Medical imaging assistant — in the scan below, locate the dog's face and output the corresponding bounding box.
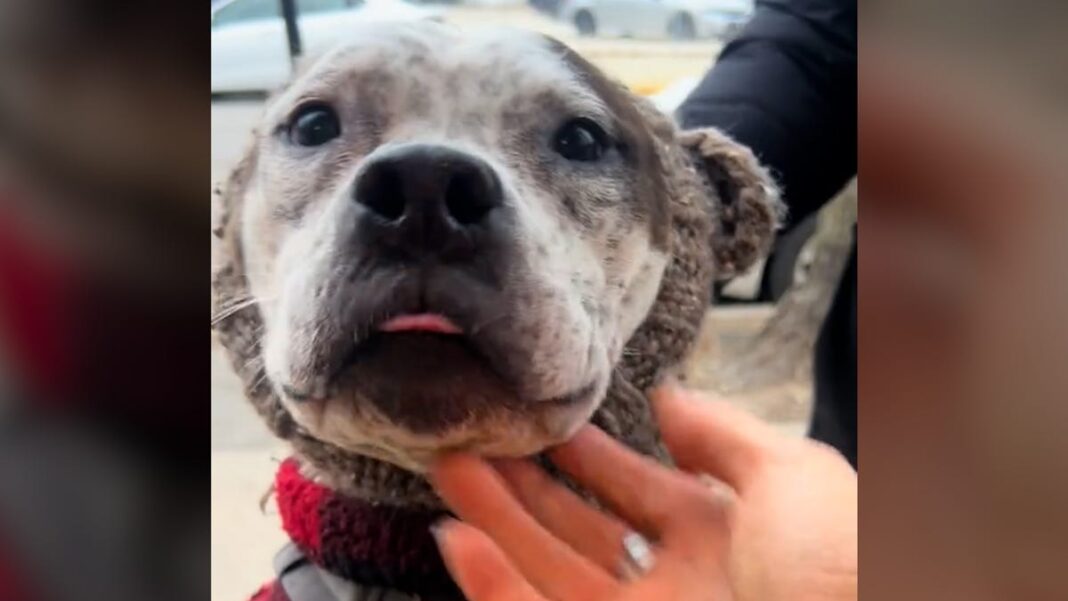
[221,22,780,472]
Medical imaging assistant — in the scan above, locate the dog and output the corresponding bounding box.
[212,20,781,600]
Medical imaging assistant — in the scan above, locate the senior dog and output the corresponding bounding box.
[212,21,781,601]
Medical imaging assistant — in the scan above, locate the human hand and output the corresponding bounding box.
[428,385,857,601]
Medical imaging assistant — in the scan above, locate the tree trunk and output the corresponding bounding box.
[712,180,856,393]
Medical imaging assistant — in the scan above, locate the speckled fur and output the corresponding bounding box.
[211,27,781,507]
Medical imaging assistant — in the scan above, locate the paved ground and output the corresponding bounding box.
[211,12,804,600]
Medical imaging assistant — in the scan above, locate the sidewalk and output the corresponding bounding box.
[212,340,288,601]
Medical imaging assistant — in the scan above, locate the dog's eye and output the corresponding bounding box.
[554,118,608,162]
[289,105,341,146]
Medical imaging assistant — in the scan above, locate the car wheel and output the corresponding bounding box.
[759,212,819,301]
[667,13,696,40]
[574,11,597,36]
[722,21,744,41]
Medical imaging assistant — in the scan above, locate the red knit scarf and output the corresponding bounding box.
[271,458,459,597]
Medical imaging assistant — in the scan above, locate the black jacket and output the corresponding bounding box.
[678,0,857,467]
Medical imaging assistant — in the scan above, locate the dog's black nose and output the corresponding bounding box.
[354,145,503,258]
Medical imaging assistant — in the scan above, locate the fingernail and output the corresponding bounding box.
[429,517,457,543]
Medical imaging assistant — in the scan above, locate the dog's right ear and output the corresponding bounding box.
[678,128,784,281]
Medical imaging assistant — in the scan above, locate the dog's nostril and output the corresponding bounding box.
[354,145,503,256]
[357,164,406,222]
[445,168,496,225]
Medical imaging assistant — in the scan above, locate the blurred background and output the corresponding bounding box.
[209,0,858,598]
[0,1,204,600]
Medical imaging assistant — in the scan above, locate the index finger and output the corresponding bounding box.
[650,385,779,493]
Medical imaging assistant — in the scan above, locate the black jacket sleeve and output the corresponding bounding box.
[677,0,857,227]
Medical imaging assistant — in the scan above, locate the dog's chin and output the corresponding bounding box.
[284,332,602,473]
[341,331,526,431]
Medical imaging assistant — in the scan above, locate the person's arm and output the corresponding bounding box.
[677,0,857,226]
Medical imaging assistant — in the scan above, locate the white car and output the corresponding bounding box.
[562,0,751,40]
[212,0,442,93]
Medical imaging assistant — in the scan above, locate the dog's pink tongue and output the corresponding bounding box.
[378,313,463,334]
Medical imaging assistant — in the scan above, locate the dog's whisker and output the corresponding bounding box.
[250,369,270,392]
[214,293,267,312]
[241,353,266,369]
[216,293,255,306]
[212,295,275,325]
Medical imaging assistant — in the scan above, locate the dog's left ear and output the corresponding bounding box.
[678,128,784,280]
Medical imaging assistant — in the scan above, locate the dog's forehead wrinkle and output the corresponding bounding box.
[263,31,421,121]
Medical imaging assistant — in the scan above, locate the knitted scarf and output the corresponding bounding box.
[271,457,457,598]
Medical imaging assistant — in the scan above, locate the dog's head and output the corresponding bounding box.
[212,22,781,474]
